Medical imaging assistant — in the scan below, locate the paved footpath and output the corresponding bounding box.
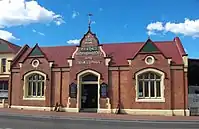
[0,108,199,122]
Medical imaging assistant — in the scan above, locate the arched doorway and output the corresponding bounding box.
[77,70,100,112]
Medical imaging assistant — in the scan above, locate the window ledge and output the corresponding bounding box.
[135,98,165,103]
[23,97,45,101]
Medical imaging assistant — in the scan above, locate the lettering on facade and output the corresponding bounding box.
[76,60,101,65]
[75,35,103,65]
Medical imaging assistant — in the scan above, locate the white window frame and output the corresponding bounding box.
[23,71,46,100]
[135,68,165,102]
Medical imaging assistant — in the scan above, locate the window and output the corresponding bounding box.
[100,83,108,98]
[26,73,45,98]
[82,74,98,82]
[0,81,8,99]
[69,83,77,98]
[136,69,164,102]
[1,58,6,73]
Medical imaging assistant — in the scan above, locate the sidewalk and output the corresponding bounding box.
[0,108,199,122]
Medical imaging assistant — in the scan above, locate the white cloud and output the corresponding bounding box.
[32,29,45,36]
[0,0,65,28]
[146,18,199,38]
[72,11,79,19]
[91,21,96,24]
[67,39,80,44]
[0,30,19,40]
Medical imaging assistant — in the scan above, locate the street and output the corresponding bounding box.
[0,115,199,129]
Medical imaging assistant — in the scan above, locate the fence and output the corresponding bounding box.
[188,94,199,116]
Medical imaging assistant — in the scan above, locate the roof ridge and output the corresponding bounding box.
[0,38,21,53]
[37,40,174,48]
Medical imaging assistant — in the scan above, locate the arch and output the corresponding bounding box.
[134,67,167,79]
[23,70,47,100]
[135,68,165,77]
[77,69,101,111]
[77,69,101,82]
[22,70,48,80]
[135,68,165,102]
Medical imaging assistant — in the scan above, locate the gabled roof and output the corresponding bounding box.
[13,37,186,67]
[0,38,21,54]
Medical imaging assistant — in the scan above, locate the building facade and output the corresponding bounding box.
[9,29,189,116]
[0,39,20,102]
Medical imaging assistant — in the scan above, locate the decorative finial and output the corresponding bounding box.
[88,13,93,30]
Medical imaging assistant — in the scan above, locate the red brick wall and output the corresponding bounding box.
[10,50,187,111]
[11,57,52,107]
[171,69,185,109]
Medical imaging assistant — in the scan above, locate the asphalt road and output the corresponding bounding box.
[0,115,199,129]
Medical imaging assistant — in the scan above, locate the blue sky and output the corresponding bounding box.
[0,0,199,58]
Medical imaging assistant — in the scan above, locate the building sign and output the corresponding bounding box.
[75,32,103,65]
[79,46,98,52]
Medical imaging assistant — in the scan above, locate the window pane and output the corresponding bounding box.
[156,81,161,97]
[1,59,6,65]
[4,82,8,90]
[37,82,41,96]
[0,82,3,90]
[150,81,155,97]
[2,66,6,72]
[138,81,143,97]
[150,73,155,79]
[33,82,36,96]
[156,74,161,79]
[138,75,143,79]
[144,81,149,97]
[42,82,44,96]
[82,74,98,81]
[144,73,149,79]
[28,82,32,96]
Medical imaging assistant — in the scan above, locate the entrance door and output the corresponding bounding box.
[81,84,98,112]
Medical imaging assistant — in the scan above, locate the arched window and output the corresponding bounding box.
[26,73,45,98]
[137,71,164,100]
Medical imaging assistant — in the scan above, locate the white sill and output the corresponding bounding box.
[23,97,45,101]
[135,98,165,103]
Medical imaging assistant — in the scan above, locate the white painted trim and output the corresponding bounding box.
[168,58,172,65]
[136,98,165,102]
[127,60,132,66]
[23,71,47,100]
[49,62,54,67]
[32,59,39,68]
[72,47,79,58]
[105,58,111,66]
[182,55,188,67]
[99,46,106,57]
[62,107,79,112]
[9,106,190,116]
[67,59,73,67]
[145,56,155,65]
[22,97,45,101]
[135,68,165,102]
[77,69,100,111]
[19,63,22,68]
[10,105,52,111]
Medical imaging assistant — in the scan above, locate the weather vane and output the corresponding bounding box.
[88,13,93,29]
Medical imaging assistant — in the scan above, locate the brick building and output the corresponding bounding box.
[0,39,20,102]
[9,28,189,116]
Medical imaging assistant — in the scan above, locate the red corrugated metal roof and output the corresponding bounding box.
[22,41,183,67]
